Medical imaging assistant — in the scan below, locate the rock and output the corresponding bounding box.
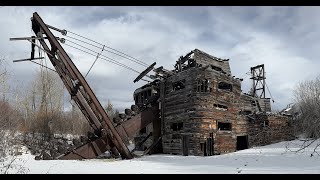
[131,105,139,112]
[125,108,133,116]
[50,149,57,159]
[87,131,95,140]
[80,136,88,143]
[42,151,52,160]
[35,149,41,154]
[113,117,121,124]
[119,113,127,119]
[44,141,49,147]
[35,155,42,160]
[57,145,68,154]
[72,138,81,147]
[30,147,37,155]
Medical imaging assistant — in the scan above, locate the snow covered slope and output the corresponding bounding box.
[3,139,320,174]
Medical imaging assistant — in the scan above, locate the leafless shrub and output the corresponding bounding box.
[0,102,28,174]
[285,75,320,155]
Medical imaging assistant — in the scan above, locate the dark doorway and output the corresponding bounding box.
[200,142,207,156]
[206,137,213,156]
[237,135,248,150]
[182,135,189,156]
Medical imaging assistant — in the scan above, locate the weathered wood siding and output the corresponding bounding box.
[162,63,243,155]
[193,49,231,75]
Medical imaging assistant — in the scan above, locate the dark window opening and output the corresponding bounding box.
[172,80,186,91]
[286,121,291,127]
[172,134,181,139]
[251,100,257,106]
[197,79,212,92]
[188,59,197,68]
[140,93,144,104]
[134,95,138,104]
[214,104,228,111]
[211,65,223,72]
[218,122,232,131]
[185,108,196,112]
[139,127,147,134]
[261,121,269,127]
[218,82,232,91]
[239,110,252,115]
[171,122,183,131]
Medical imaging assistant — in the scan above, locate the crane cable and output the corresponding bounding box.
[66,30,149,67]
[265,81,275,103]
[65,35,149,67]
[85,45,105,78]
[63,42,140,74]
[49,27,155,80]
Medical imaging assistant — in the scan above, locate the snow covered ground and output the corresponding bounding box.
[3,139,320,174]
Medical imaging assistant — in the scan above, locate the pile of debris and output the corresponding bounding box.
[23,133,90,160]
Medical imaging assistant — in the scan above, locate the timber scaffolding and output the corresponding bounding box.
[134,49,295,156]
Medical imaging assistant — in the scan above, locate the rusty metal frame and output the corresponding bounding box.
[31,12,133,159]
[250,64,266,99]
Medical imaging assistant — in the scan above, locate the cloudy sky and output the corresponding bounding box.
[0,6,319,112]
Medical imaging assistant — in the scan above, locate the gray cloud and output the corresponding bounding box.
[0,6,319,112]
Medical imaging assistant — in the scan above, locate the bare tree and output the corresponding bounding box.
[289,75,320,155]
[21,68,64,137]
[21,65,92,136]
[293,76,320,138]
[105,99,116,119]
[0,58,28,174]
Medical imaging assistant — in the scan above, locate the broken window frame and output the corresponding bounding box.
[217,122,232,131]
[239,110,252,115]
[214,104,228,111]
[261,120,269,127]
[196,79,212,92]
[172,79,186,92]
[211,65,223,72]
[171,122,184,131]
[218,81,232,92]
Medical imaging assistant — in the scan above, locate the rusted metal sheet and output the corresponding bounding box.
[59,137,111,160]
[133,62,156,83]
[116,105,158,139]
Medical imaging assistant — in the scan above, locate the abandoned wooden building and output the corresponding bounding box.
[133,49,294,156]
